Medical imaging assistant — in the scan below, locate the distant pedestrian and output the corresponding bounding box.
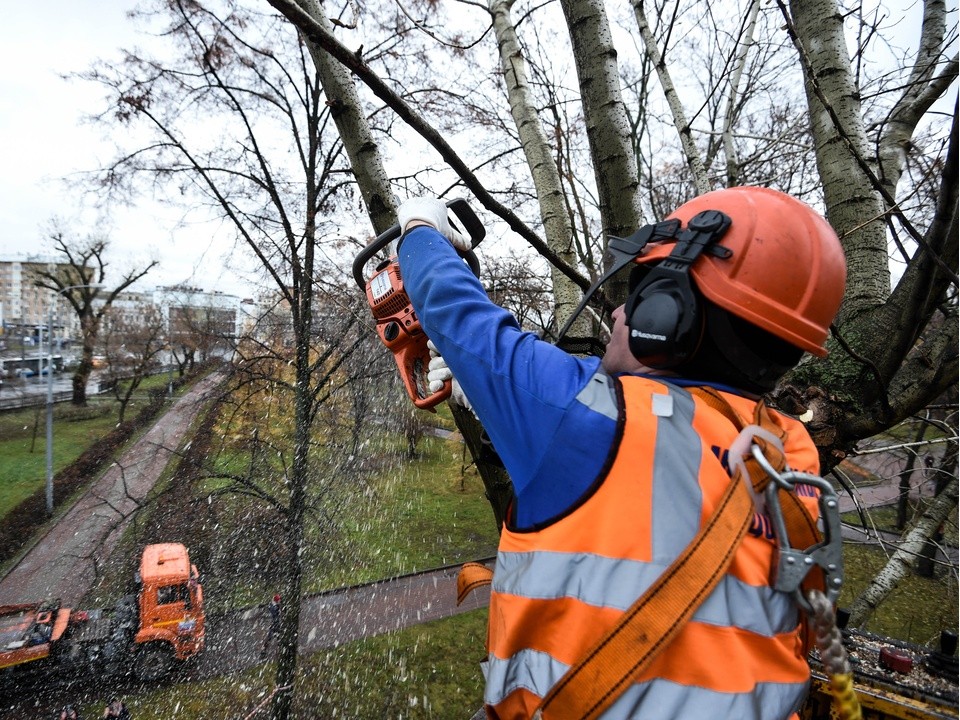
[59,705,81,720]
[102,697,130,720]
[261,594,281,658]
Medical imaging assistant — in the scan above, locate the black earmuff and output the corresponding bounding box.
[625,210,733,369]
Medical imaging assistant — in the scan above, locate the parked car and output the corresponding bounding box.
[14,367,49,378]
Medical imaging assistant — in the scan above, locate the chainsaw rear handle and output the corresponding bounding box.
[352,198,484,289]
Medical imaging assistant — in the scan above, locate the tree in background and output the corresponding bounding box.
[99,301,168,423]
[165,300,236,369]
[32,230,157,405]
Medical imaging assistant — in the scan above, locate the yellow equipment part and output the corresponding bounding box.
[803,673,959,720]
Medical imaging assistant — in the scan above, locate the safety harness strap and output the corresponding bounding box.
[534,388,818,720]
[456,562,494,606]
[693,387,825,651]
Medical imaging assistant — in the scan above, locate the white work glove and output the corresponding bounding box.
[427,340,473,412]
[398,197,472,253]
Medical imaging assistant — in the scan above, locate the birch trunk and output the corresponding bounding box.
[631,0,708,194]
[294,0,396,234]
[847,474,958,628]
[787,0,890,324]
[720,0,760,189]
[489,0,585,333]
[559,0,643,302]
[877,1,955,201]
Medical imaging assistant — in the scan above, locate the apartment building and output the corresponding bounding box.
[1,257,243,351]
[0,256,88,345]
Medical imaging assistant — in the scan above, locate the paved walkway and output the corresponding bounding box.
[198,564,492,680]
[0,371,225,606]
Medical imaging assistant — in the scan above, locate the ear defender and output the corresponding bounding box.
[624,210,732,368]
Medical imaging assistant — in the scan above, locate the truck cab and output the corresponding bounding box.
[135,543,205,663]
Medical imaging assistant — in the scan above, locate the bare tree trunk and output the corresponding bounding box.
[294,0,397,234]
[786,0,890,322]
[917,440,958,577]
[559,0,643,301]
[847,474,958,628]
[73,315,103,406]
[273,356,312,720]
[720,0,760,188]
[631,0,708,194]
[877,1,956,200]
[896,423,929,530]
[489,0,584,333]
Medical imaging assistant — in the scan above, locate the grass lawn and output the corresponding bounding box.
[39,610,488,720]
[0,402,117,516]
[0,373,180,520]
[330,435,499,585]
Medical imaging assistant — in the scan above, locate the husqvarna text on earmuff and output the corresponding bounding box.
[554,209,732,369]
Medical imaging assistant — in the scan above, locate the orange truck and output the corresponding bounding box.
[0,543,204,683]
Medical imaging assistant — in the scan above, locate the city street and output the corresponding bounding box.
[0,371,104,410]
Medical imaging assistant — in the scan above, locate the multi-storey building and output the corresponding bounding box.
[0,256,89,346]
[153,286,242,345]
[1,257,244,354]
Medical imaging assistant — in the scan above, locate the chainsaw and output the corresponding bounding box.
[352,199,485,411]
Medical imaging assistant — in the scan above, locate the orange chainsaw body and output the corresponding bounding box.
[353,199,484,412]
[365,256,451,410]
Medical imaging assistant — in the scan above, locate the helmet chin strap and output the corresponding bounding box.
[554,220,681,347]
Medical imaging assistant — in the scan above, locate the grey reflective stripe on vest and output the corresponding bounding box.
[650,385,704,563]
[575,375,708,564]
[494,551,797,636]
[576,370,618,421]
[484,649,808,719]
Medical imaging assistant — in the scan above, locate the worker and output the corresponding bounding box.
[59,705,81,720]
[27,620,53,646]
[261,593,281,658]
[102,697,130,719]
[394,186,846,719]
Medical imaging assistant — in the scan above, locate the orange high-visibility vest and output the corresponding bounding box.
[484,376,820,720]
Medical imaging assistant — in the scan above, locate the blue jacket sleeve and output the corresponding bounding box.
[398,225,618,528]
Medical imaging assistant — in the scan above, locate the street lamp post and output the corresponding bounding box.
[46,284,103,517]
[167,348,174,399]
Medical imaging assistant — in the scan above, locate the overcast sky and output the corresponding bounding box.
[0,1,247,296]
[0,1,952,299]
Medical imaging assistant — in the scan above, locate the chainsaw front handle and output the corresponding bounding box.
[352,198,484,289]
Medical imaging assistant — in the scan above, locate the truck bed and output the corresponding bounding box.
[0,605,38,651]
[0,602,67,670]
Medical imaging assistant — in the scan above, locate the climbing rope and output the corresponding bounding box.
[807,589,862,720]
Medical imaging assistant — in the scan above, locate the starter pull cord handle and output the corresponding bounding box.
[352,198,484,288]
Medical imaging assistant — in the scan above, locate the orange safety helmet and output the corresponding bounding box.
[634,186,846,357]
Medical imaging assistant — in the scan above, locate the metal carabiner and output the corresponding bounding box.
[752,446,845,613]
